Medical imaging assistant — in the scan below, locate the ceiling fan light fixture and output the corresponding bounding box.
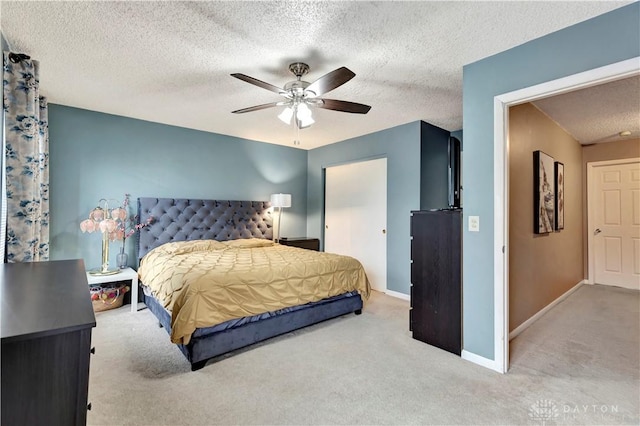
[278,107,293,125]
[297,116,315,129]
[296,103,312,118]
[231,62,371,130]
[296,103,314,128]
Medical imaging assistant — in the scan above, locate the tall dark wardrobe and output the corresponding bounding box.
[410,121,462,356]
[410,209,461,355]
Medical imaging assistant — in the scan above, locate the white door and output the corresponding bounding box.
[325,158,387,292]
[588,159,640,290]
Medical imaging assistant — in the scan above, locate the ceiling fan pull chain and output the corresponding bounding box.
[294,116,301,146]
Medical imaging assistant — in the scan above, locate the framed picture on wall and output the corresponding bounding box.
[533,150,555,234]
[555,161,564,230]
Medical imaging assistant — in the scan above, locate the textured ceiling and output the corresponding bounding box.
[1,1,633,149]
[533,75,640,145]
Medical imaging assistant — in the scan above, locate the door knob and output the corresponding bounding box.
[594,228,602,235]
[326,225,328,229]
[382,229,386,234]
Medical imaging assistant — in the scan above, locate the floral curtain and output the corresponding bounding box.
[2,52,49,262]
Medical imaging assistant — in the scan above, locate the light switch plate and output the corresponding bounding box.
[469,216,480,232]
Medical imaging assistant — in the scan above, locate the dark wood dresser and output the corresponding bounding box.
[279,237,320,251]
[1,259,96,425]
[410,209,462,355]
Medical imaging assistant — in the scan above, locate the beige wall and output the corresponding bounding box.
[582,138,640,278]
[508,103,584,331]
[583,138,640,163]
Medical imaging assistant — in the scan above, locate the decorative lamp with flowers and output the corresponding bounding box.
[80,194,153,276]
[80,199,122,276]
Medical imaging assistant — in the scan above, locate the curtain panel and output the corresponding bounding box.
[3,52,49,262]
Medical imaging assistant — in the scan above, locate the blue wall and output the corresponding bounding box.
[48,105,308,270]
[462,3,640,359]
[307,121,422,295]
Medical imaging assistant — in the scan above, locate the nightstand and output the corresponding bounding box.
[279,237,320,251]
[86,267,139,313]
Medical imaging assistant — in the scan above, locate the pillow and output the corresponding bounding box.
[156,239,227,255]
[223,238,275,249]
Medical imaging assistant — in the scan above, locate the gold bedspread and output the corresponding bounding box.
[138,238,370,344]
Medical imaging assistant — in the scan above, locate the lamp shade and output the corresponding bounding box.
[295,103,314,128]
[270,193,291,208]
[278,107,293,125]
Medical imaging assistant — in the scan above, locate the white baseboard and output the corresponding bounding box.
[461,350,504,374]
[384,289,410,301]
[508,279,586,341]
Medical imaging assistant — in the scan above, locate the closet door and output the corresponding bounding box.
[325,158,387,292]
[589,159,640,290]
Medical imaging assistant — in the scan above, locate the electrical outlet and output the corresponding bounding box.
[469,216,480,232]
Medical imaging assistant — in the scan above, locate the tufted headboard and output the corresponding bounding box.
[137,197,273,260]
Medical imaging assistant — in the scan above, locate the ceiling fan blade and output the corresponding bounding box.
[306,67,355,96]
[231,73,285,95]
[232,102,280,114]
[317,99,371,114]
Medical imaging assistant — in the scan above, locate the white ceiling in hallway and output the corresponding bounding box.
[1,1,633,149]
[533,75,640,145]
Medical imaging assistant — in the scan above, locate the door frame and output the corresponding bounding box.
[492,57,640,374]
[587,157,640,285]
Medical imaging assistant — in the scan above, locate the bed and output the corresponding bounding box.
[136,197,370,371]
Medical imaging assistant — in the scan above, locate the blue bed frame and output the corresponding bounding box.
[136,197,363,371]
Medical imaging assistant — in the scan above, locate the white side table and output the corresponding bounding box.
[86,267,139,313]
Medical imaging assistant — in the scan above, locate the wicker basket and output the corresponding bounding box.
[90,284,129,312]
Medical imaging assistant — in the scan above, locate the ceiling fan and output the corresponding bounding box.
[231,62,371,129]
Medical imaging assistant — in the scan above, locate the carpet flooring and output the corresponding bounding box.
[87,284,639,425]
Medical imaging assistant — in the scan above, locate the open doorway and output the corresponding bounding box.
[493,57,640,373]
[506,102,585,343]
